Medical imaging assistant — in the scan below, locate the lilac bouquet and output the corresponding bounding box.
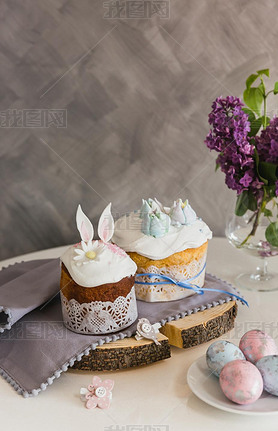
[205,69,278,248]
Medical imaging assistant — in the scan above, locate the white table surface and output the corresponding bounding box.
[1,237,278,431]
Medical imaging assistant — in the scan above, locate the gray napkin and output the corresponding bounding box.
[0,259,243,397]
[0,259,60,332]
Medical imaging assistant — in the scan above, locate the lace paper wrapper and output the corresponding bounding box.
[61,287,138,334]
[135,253,207,302]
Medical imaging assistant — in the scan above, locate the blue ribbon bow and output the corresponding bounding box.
[135,263,248,306]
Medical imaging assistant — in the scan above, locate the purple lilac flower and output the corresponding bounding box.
[259,241,278,257]
[255,117,278,196]
[240,172,253,187]
[205,96,257,195]
[256,117,278,164]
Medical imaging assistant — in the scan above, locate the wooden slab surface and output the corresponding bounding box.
[72,301,237,370]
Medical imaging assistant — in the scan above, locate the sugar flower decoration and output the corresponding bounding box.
[80,376,114,409]
[74,240,104,265]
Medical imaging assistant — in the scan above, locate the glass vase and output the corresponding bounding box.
[225,199,278,291]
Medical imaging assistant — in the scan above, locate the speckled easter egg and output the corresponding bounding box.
[219,360,263,405]
[206,340,245,377]
[239,330,278,364]
[256,355,278,396]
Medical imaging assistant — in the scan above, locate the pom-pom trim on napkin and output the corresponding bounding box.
[0,306,12,333]
[0,262,246,397]
[0,261,25,333]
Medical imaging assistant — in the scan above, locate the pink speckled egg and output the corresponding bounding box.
[239,330,278,364]
[219,360,263,405]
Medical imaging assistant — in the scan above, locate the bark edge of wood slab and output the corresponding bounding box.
[71,333,171,371]
[160,301,237,348]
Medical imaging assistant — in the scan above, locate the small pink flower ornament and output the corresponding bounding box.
[80,376,114,409]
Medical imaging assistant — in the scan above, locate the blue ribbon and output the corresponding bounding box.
[135,263,248,306]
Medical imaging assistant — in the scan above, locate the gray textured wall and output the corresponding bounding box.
[1,0,277,260]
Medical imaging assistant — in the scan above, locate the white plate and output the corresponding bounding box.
[187,355,278,415]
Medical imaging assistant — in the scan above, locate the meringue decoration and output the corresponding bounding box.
[139,198,152,219]
[169,199,197,226]
[139,197,198,237]
[113,199,212,260]
[140,198,170,238]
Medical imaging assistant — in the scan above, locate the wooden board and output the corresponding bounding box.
[160,301,237,348]
[72,333,171,371]
[72,301,237,370]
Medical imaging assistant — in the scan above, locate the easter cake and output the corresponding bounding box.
[60,204,138,334]
[113,198,212,302]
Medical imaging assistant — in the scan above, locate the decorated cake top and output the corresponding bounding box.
[61,204,137,288]
[112,198,212,260]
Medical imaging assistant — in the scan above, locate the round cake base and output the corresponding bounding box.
[72,301,237,371]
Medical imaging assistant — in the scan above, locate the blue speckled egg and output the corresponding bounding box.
[256,355,278,396]
[206,340,246,377]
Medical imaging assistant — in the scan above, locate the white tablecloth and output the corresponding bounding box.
[1,238,278,431]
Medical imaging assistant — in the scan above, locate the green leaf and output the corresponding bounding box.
[257,68,270,78]
[247,190,258,212]
[258,161,278,184]
[266,184,277,200]
[263,208,273,218]
[242,107,256,121]
[249,117,262,136]
[253,147,267,184]
[258,81,265,95]
[265,116,270,126]
[235,191,249,216]
[243,87,263,116]
[234,190,257,216]
[242,108,261,136]
[274,82,278,95]
[246,74,259,90]
[215,163,220,172]
[265,222,278,247]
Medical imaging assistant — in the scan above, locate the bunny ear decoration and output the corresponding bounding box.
[76,205,94,242]
[98,203,114,243]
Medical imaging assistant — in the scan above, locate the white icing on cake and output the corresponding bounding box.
[112,211,212,260]
[61,240,137,288]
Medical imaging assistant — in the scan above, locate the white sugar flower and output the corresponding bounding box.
[73,240,104,265]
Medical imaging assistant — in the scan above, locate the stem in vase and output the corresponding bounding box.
[238,209,261,247]
[238,199,266,248]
